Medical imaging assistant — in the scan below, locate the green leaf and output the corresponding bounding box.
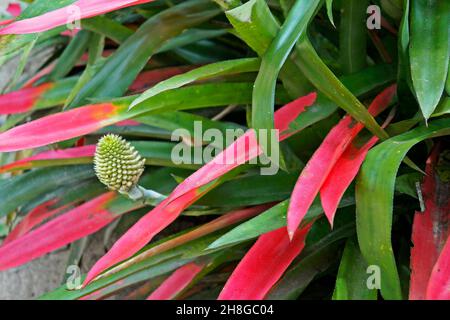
[208,194,356,250]
[39,231,226,300]
[0,0,73,56]
[0,165,94,218]
[332,237,378,300]
[130,58,261,109]
[294,39,389,140]
[326,0,336,27]
[251,0,320,156]
[225,0,313,100]
[81,16,133,44]
[69,0,220,107]
[410,0,449,119]
[6,36,38,91]
[0,224,8,237]
[47,30,91,82]
[356,118,450,300]
[395,172,422,199]
[339,0,369,74]
[433,97,450,117]
[198,171,298,207]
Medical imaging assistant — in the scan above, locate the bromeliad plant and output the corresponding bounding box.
[0,0,448,300]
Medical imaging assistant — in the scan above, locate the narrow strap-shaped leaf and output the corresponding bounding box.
[95,205,270,281]
[146,262,205,300]
[0,80,71,115]
[225,0,313,98]
[410,0,449,119]
[325,0,335,27]
[82,95,316,286]
[320,136,378,224]
[319,100,397,223]
[294,39,389,140]
[163,93,317,206]
[427,235,450,299]
[3,200,72,244]
[130,58,261,108]
[0,82,266,152]
[208,192,356,250]
[48,30,91,81]
[332,237,377,300]
[251,0,320,155]
[410,144,450,299]
[268,221,355,300]
[0,0,153,34]
[218,224,312,300]
[288,85,396,236]
[69,0,220,107]
[82,177,230,286]
[128,66,195,93]
[356,118,450,300]
[0,145,95,174]
[0,67,191,116]
[0,165,95,218]
[0,192,141,270]
[339,0,369,74]
[0,102,127,152]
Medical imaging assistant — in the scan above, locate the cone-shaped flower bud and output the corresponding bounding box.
[94,134,145,193]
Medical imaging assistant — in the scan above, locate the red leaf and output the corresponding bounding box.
[0,102,124,152]
[82,93,317,286]
[0,19,13,26]
[0,0,153,35]
[0,82,54,115]
[0,145,95,174]
[320,136,378,225]
[0,66,184,116]
[0,192,120,270]
[115,119,141,127]
[3,200,72,244]
[147,262,205,300]
[287,85,396,236]
[83,188,208,286]
[427,236,450,300]
[218,224,312,300]
[164,93,317,206]
[410,144,450,299]
[22,62,57,88]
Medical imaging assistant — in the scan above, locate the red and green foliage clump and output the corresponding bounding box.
[0,0,449,300]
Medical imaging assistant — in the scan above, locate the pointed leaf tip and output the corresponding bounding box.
[218,224,312,300]
[0,0,154,35]
[288,85,396,233]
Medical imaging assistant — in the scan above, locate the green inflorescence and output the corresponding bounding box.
[94,134,146,193]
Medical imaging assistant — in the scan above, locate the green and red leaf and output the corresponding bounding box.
[0,0,154,34]
[0,145,95,174]
[0,192,140,270]
[288,85,396,235]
